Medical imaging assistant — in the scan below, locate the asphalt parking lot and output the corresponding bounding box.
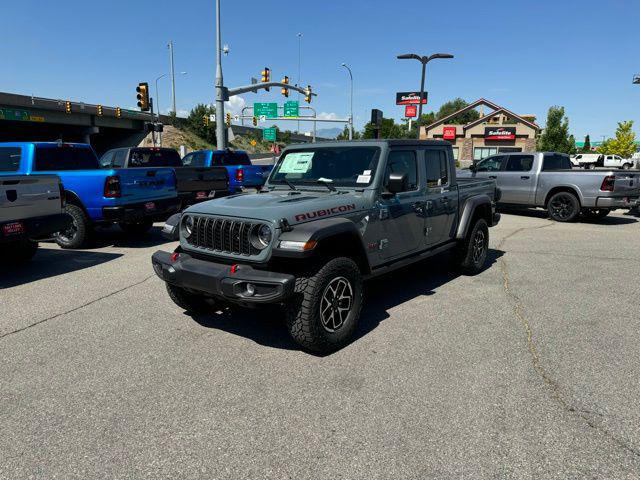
[1,210,639,479]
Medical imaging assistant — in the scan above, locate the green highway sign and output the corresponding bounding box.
[0,107,44,122]
[254,102,278,118]
[283,101,299,118]
[263,127,277,142]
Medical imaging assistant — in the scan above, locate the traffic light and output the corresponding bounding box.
[115,107,122,118]
[252,116,258,126]
[304,85,313,103]
[225,112,231,126]
[203,115,210,126]
[136,82,150,111]
[65,101,71,114]
[281,76,289,97]
[261,67,270,91]
[97,105,103,116]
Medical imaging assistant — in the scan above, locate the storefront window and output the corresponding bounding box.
[451,147,459,161]
[473,147,498,160]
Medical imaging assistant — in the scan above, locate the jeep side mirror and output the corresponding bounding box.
[387,172,408,194]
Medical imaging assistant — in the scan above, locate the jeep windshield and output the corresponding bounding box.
[270,146,380,188]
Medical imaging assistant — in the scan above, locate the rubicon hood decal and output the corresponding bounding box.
[294,204,356,222]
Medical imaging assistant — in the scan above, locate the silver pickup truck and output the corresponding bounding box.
[1,173,70,263]
[461,152,640,221]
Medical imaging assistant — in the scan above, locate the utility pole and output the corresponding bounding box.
[297,32,302,134]
[214,0,226,150]
[168,41,177,114]
[341,63,354,140]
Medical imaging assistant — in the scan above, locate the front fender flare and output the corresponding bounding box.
[273,217,364,257]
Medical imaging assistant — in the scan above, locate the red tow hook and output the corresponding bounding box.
[230,264,239,274]
[170,252,180,262]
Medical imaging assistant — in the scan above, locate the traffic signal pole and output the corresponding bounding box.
[214,0,226,150]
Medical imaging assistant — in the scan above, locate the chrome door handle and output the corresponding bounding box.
[521,176,530,180]
[488,175,497,179]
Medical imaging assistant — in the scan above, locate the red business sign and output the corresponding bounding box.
[405,105,417,118]
[484,127,516,140]
[442,126,456,140]
[396,91,428,105]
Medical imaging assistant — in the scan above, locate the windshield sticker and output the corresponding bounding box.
[356,174,371,184]
[279,152,314,174]
[363,170,372,175]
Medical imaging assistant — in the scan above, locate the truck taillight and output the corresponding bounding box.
[600,175,615,192]
[104,175,121,198]
[236,168,244,182]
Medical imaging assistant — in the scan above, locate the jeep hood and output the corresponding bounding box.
[185,189,368,225]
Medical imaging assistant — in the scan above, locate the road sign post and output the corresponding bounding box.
[254,102,278,118]
[263,127,277,142]
[283,101,299,117]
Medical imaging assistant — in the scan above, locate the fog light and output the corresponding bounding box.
[246,283,256,296]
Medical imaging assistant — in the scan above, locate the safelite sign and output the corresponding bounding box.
[484,127,516,140]
[395,92,428,105]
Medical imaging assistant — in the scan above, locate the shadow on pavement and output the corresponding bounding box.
[0,248,122,289]
[85,225,175,250]
[186,249,504,354]
[498,207,638,225]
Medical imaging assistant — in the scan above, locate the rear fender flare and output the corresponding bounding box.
[456,195,491,239]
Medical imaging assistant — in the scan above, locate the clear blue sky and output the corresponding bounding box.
[2,0,639,139]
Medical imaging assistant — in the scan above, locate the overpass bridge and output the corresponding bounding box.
[0,92,161,155]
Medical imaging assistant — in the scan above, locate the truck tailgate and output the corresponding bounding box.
[0,174,61,223]
[238,165,272,186]
[174,166,228,193]
[116,168,177,202]
[613,172,640,197]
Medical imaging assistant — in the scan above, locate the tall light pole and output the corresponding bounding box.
[341,63,354,140]
[155,73,168,122]
[215,0,226,150]
[168,41,177,114]
[396,52,454,139]
[297,32,302,133]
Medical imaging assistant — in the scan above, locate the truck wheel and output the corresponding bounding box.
[586,163,595,170]
[622,163,632,170]
[547,192,580,222]
[583,208,610,220]
[119,219,154,235]
[286,257,363,353]
[166,283,211,314]
[456,218,489,275]
[6,240,38,264]
[54,204,90,249]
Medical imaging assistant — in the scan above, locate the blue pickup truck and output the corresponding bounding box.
[181,149,272,193]
[0,142,180,248]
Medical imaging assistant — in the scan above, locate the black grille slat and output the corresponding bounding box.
[186,215,263,257]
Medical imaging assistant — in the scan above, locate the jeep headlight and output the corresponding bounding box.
[183,214,194,238]
[251,224,272,250]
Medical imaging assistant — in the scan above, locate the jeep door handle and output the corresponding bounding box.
[411,202,425,214]
[488,175,497,179]
[521,176,530,180]
[442,197,450,205]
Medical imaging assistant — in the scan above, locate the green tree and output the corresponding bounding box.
[606,121,637,158]
[336,126,361,140]
[568,135,577,154]
[582,134,591,152]
[537,106,573,153]
[435,98,480,124]
[187,104,216,145]
[362,117,406,139]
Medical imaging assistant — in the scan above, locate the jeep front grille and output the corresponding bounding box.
[186,215,261,256]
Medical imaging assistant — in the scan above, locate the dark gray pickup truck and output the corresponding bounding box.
[152,140,500,352]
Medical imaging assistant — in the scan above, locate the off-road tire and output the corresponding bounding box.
[583,208,610,220]
[547,191,580,222]
[54,204,91,249]
[285,257,363,353]
[166,283,211,314]
[6,240,38,264]
[119,219,154,235]
[456,218,489,275]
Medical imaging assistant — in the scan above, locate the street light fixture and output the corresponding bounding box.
[341,63,354,140]
[633,74,640,84]
[396,52,454,139]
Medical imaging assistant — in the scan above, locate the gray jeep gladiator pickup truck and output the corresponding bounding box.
[152,140,500,352]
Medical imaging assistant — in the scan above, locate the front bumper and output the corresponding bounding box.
[102,197,181,223]
[151,250,295,304]
[491,212,501,226]
[0,213,71,243]
[595,196,640,208]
